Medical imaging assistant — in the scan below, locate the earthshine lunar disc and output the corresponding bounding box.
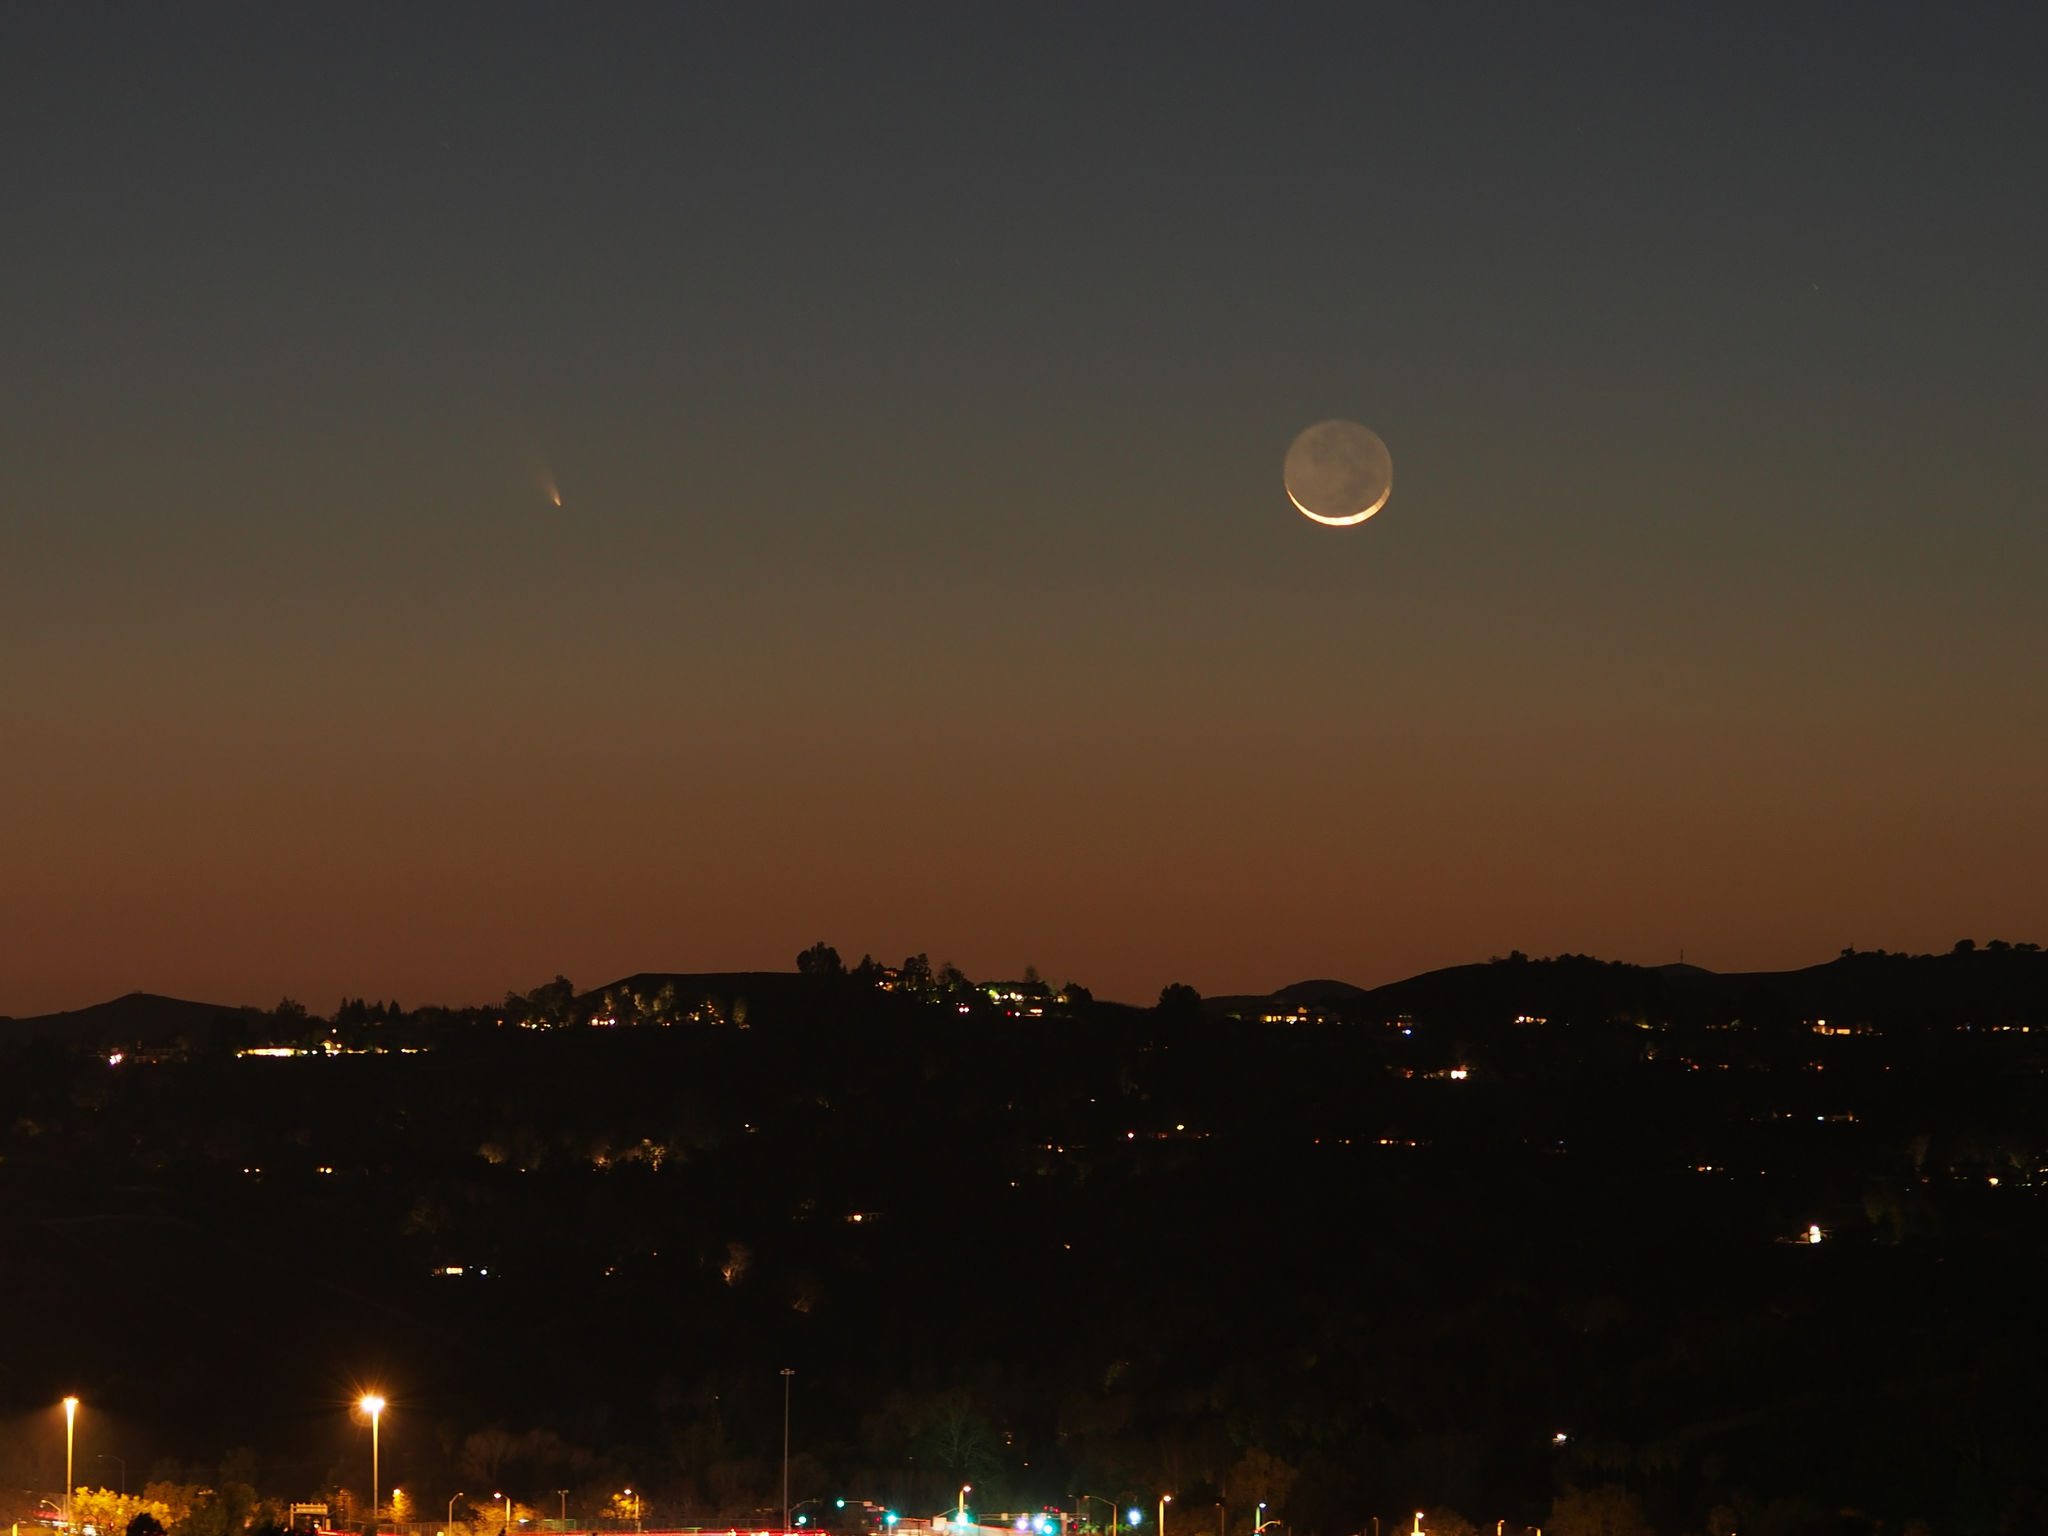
[1283,420,1392,526]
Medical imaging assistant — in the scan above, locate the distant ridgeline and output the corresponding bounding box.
[1,941,2046,1536]
[1203,940,2048,1033]
[9,941,2044,1053]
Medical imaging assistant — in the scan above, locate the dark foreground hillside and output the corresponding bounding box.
[1,946,2046,1536]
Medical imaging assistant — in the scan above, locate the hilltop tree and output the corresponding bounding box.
[505,975,576,1027]
[797,942,844,977]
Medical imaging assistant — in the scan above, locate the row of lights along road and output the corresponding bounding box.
[47,1390,1387,1536]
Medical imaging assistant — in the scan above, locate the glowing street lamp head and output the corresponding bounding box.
[64,1397,80,1416]
[360,1394,386,1417]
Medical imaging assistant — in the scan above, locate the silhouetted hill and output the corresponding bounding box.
[1209,945,2048,1034]
[0,990,262,1047]
[1274,976,1370,1002]
[1201,976,1371,1019]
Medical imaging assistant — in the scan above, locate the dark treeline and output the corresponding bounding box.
[2,945,2047,1536]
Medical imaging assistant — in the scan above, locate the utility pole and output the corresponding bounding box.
[781,1368,795,1532]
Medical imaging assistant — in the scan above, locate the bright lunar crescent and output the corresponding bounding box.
[1283,420,1392,526]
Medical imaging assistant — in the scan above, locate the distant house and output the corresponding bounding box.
[983,979,1084,1018]
[985,980,1053,1017]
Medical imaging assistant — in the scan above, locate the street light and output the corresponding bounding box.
[449,1493,465,1533]
[957,1487,972,1529]
[1159,1496,1171,1536]
[1077,1497,1117,1535]
[558,1493,569,1528]
[63,1398,79,1536]
[497,1493,510,1536]
[359,1398,386,1535]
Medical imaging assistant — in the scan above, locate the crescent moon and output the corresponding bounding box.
[1287,482,1390,527]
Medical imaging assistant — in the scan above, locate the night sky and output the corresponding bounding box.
[2,5,2043,1015]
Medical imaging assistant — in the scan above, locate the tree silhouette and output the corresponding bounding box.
[1157,981,1202,1025]
[797,942,844,977]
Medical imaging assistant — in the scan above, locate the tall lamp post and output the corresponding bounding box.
[63,1397,79,1535]
[780,1369,795,1532]
[1159,1495,1171,1536]
[450,1493,465,1533]
[359,1397,386,1535]
[956,1488,972,1529]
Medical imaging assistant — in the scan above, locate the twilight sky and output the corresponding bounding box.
[2,4,2044,1014]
